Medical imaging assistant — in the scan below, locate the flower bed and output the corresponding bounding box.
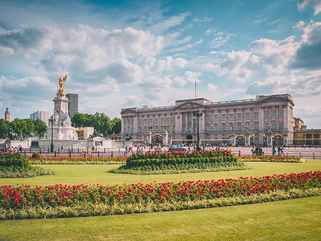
[29,155,127,165]
[0,154,53,178]
[128,150,232,161]
[1,188,320,219]
[114,150,245,174]
[239,155,302,163]
[1,171,321,219]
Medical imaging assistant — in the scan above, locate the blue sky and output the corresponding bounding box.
[0,0,321,127]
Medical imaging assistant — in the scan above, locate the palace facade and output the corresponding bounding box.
[121,94,295,146]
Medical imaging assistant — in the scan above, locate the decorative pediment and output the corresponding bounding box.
[175,101,205,110]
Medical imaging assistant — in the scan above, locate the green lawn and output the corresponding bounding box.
[0,196,320,241]
[1,160,321,186]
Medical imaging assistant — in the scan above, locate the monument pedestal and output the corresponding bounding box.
[48,81,78,141]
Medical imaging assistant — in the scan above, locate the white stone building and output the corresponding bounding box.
[121,94,294,146]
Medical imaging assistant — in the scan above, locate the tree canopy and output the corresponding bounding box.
[71,113,121,137]
[0,119,48,139]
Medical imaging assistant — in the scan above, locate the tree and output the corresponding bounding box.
[33,120,48,137]
[9,119,34,139]
[0,119,48,140]
[71,113,92,127]
[110,117,121,134]
[93,112,110,137]
[71,112,115,137]
[0,119,10,139]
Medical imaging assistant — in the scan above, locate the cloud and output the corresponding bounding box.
[291,21,321,69]
[298,0,321,15]
[193,17,213,23]
[150,12,191,33]
[209,31,234,49]
[0,46,14,56]
[201,35,297,83]
[219,50,260,81]
[246,82,273,95]
[0,75,52,98]
[0,28,43,56]
[106,61,143,84]
[37,25,165,73]
[0,23,204,117]
[192,21,321,105]
[207,83,219,92]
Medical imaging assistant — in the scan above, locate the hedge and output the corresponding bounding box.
[239,155,303,163]
[0,154,53,178]
[116,150,244,174]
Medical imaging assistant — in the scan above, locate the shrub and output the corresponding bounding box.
[239,155,302,163]
[0,154,30,169]
[116,150,244,174]
[0,154,53,178]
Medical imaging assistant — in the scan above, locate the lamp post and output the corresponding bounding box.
[49,116,54,153]
[193,111,202,151]
[265,127,272,147]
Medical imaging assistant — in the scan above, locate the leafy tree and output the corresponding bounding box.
[93,112,110,137]
[0,119,48,139]
[110,117,121,134]
[72,112,118,137]
[0,120,10,139]
[9,119,34,139]
[33,120,48,137]
[72,113,94,128]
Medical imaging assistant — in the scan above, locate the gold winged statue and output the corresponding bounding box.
[57,73,68,97]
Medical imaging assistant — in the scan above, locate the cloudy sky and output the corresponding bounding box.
[0,0,321,127]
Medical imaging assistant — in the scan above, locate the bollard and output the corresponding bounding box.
[238,150,241,157]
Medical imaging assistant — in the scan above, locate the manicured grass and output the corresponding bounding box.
[0,160,321,186]
[0,196,320,241]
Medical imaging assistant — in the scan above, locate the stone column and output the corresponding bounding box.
[175,112,182,138]
[121,117,125,138]
[283,105,288,133]
[133,115,138,139]
[200,110,205,140]
[258,106,265,145]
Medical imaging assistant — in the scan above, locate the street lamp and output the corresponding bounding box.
[49,116,54,153]
[193,111,202,151]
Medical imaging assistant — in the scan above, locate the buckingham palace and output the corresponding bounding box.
[121,94,295,146]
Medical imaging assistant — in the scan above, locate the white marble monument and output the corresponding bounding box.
[48,73,78,141]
